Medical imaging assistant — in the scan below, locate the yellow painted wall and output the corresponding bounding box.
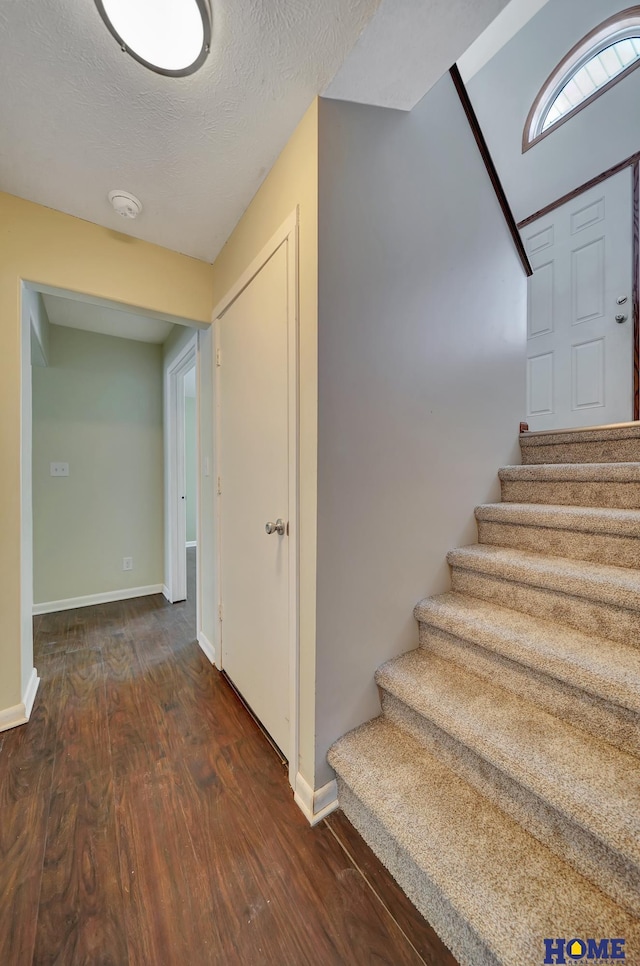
[0,191,214,712]
[210,99,319,786]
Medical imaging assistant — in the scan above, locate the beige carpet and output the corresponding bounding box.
[328,427,640,966]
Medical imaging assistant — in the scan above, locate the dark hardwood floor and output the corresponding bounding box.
[0,549,457,965]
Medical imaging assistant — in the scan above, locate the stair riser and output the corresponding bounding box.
[418,623,640,759]
[477,519,640,569]
[521,439,640,465]
[450,567,640,646]
[500,480,640,508]
[335,779,499,966]
[380,690,640,917]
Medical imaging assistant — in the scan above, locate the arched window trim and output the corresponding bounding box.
[523,5,640,152]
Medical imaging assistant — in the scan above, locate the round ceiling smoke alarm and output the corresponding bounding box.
[108,189,143,219]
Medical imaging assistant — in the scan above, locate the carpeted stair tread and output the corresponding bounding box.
[475,502,640,536]
[328,717,637,966]
[447,544,640,611]
[499,462,640,482]
[375,649,640,866]
[520,424,640,465]
[521,424,640,447]
[413,592,640,713]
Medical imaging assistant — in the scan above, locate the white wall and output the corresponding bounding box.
[314,75,527,785]
[32,325,164,605]
[467,0,640,221]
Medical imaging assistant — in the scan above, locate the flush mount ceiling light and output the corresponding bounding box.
[94,0,212,77]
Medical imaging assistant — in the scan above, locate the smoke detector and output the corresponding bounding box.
[108,189,143,219]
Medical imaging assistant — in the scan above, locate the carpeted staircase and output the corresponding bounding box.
[328,424,640,966]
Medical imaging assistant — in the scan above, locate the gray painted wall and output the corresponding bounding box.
[314,74,527,786]
[467,0,640,222]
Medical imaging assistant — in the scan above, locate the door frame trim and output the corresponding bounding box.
[212,207,300,789]
[166,333,198,604]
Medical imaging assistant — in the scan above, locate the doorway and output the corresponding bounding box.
[214,211,299,778]
[523,167,635,431]
[184,364,198,609]
[165,334,198,605]
[30,293,169,614]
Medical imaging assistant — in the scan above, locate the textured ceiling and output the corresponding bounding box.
[0,0,380,262]
[43,293,175,344]
[0,0,519,264]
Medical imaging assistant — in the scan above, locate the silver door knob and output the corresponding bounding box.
[615,313,628,323]
[265,518,286,536]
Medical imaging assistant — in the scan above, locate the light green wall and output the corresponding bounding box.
[185,393,197,544]
[32,325,164,604]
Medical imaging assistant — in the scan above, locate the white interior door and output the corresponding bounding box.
[219,242,290,757]
[523,168,633,431]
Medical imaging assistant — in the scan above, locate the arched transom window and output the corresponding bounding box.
[523,6,640,151]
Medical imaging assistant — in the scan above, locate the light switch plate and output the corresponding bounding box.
[50,462,69,477]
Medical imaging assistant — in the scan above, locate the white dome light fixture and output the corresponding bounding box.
[94,0,212,77]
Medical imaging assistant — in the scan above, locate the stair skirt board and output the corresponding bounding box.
[33,584,164,615]
[329,429,640,966]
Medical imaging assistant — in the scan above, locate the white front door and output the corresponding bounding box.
[523,168,633,431]
[219,242,290,757]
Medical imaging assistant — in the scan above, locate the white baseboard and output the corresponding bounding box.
[294,773,339,826]
[33,584,164,615]
[186,540,197,549]
[197,630,216,665]
[162,585,171,602]
[0,668,40,733]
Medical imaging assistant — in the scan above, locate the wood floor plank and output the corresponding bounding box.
[0,701,53,807]
[114,763,215,966]
[33,772,128,966]
[177,736,425,965]
[0,794,50,966]
[4,551,456,966]
[51,647,111,791]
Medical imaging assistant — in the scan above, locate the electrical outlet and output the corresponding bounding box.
[122,557,133,571]
[50,462,69,477]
